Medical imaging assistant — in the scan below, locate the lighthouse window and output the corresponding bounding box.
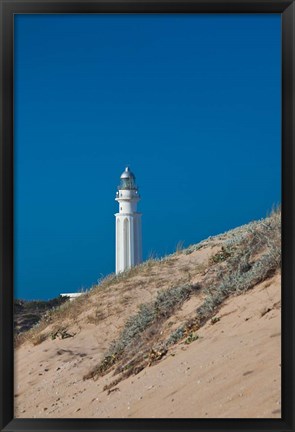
[121,207,122,210]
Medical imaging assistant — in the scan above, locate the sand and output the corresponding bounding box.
[14,271,281,418]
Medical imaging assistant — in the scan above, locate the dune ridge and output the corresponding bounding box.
[15,209,281,418]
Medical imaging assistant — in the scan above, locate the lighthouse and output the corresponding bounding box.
[115,167,142,274]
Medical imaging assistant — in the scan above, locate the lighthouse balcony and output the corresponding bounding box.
[116,189,140,199]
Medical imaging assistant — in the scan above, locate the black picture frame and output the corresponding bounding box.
[0,1,294,431]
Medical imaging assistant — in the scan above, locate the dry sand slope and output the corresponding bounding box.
[14,212,281,418]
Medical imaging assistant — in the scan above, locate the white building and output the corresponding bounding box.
[60,293,83,301]
[115,167,142,274]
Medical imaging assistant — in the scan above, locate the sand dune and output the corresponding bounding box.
[14,212,281,418]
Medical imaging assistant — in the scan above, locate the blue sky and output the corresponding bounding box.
[14,14,281,300]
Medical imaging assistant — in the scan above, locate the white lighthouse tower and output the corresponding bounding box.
[115,167,142,274]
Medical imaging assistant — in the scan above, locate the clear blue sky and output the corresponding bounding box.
[14,14,281,300]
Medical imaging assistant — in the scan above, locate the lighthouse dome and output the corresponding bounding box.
[120,167,135,179]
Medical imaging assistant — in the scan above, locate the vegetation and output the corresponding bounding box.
[83,283,200,379]
[84,207,281,387]
[15,207,281,392]
[14,296,69,335]
[209,246,232,264]
[162,207,281,347]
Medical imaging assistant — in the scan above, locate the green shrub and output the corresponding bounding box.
[84,283,200,380]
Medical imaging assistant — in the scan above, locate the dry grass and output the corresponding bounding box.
[164,207,281,346]
[14,256,173,348]
[83,207,281,388]
[15,319,52,348]
[83,283,200,380]
[175,240,185,254]
[16,208,281,392]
